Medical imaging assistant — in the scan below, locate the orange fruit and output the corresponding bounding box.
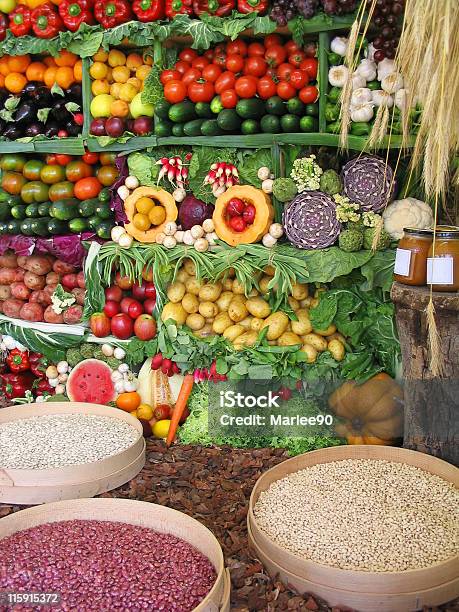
[93,48,108,62]
[0,57,10,77]
[73,60,83,82]
[126,53,143,70]
[116,391,141,412]
[112,65,130,83]
[5,73,27,94]
[110,99,129,117]
[44,66,58,88]
[43,56,57,67]
[92,79,110,96]
[55,66,74,89]
[7,55,31,73]
[26,62,46,82]
[0,75,4,87]
[55,50,78,67]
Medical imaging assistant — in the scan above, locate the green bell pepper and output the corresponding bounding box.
[350,122,371,136]
[327,87,341,103]
[325,103,340,123]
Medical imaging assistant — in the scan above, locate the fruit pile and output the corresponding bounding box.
[0,52,83,139]
[90,272,157,341]
[156,35,319,137]
[89,48,155,139]
[0,152,118,238]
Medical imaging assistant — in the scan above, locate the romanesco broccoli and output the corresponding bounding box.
[272,178,298,203]
[80,343,96,358]
[319,169,342,196]
[363,227,392,250]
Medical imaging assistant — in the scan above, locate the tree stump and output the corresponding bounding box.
[391,283,459,465]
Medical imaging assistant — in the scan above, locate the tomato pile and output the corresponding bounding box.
[0,152,119,239]
[225,197,256,233]
[156,34,320,136]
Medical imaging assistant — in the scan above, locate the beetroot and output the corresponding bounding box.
[178,195,213,230]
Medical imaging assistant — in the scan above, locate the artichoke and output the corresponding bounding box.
[339,229,364,252]
[319,169,342,196]
[341,155,395,212]
[272,178,298,203]
[363,227,392,250]
[283,191,341,249]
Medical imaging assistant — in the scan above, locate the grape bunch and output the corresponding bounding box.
[322,0,358,15]
[270,0,319,25]
[370,0,405,60]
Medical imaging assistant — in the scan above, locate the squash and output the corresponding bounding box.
[124,187,177,243]
[213,185,274,246]
[328,374,404,445]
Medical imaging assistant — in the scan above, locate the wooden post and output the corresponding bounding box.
[390,282,459,465]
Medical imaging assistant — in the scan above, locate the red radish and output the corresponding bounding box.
[151,354,163,370]
[62,274,78,289]
[103,300,120,318]
[143,298,156,315]
[120,297,136,314]
[133,314,157,340]
[77,271,85,289]
[242,204,256,225]
[278,386,293,401]
[226,198,245,217]
[128,300,144,319]
[161,358,172,375]
[172,362,180,374]
[229,216,246,232]
[110,313,134,339]
[105,285,123,302]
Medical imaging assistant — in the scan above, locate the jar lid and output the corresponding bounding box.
[403,227,433,237]
[434,225,459,238]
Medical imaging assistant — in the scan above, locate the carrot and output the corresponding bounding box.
[166,373,194,447]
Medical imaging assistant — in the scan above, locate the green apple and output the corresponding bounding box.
[130,93,155,119]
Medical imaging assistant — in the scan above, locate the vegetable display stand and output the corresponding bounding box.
[248,445,459,612]
[0,498,230,612]
[0,402,145,505]
[391,282,459,466]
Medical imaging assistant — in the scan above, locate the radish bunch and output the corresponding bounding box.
[150,353,181,377]
[204,162,239,197]
[194,360,227,383]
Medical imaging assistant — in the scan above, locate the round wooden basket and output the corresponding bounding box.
[0,402,146,505]
[248,445,459,612]
[0,498,230,612]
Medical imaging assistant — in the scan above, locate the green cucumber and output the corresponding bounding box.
[265,96,285,116]
[168,101,197,123]
[47,218,68,235]
[260,115,281,133]
[25,203,40,218]
[49,199,80,221]
[88,215,102,231]
[236,98,265,119]
[286,97,305,116]
[183,119,205,137]
[38,202,51,216]
[200,119,223,136]
[10,204,27,220]
[154,120,173,137]
[155,99,172,120]
[195,102,213,118]
[20,219,35,236]
[7,219,21,234]
[217,109,242,132]
[241,119,259,135]
[0,203,10,222]
[69,218,89,233]
[96,221,113,240]
[280,114,301,133]
[31,217,51,237]
[78,198,99,217]
[172,123,185,137]
[95,203,112,220]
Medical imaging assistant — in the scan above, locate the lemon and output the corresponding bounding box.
[130,410,138,418]
[153,419,171,439]
[92,79,110,96]
[90,94,114,118]
[112,65,131,84]
[133,213,151,231]
[110,82,122,99]
[137,404,154,420]
[136,196,154,214]
[119,83,138,102]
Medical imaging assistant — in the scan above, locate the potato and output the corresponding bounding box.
[199,283,222,302]
[278,331,302,346]
[300,297,312,308]
[44,305,64,324]
[233,331,258,350]
[183,259,196,275]
[46,271,60,286]
[0,285,11,300]
[309,297,319,308]
[182,293,199,314]
[24,256,52,276]
[261,312,289,340]
[263,265,275,276]
[0,269,16,285]
[194,323,214,338]
[291,282,308,300]
[227,267,236,278]
[291,309,313,336]
[205,318,215,324]
[247,287,259,297]
[186,313,205,331]
[216,291,233,312]
[223,324,244,342]
[161,302,187,325]
[328,338,345,361]
[258,275,272,294]
[288,297,300,311]
[246,296,271,319]
[314,324,337,337]
[17,256,28,268]
[302,333,328,352]
[185,277,203,296]
[239,316,252,330]
[198,301,218,318]
[222,277,233,291]
[301,343,318,364]
[11,282,30,300]
[213,312,232,334]
[167,281,186,304]
[329,332,346,344]
[20,302,44,322]
[250,317,264,331]
[176,269,189,283]
[24,271,46,290]
[2,298,24,318]
[63,305,83,324]
[0,253,17,268]
[228,299,248,323]
[231,278,245,295]
[52,260,75,275]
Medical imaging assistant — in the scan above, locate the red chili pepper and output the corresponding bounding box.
[58,0,95,32]
[0,13,8,40]
[94,0,132,28]
[133,0,164,21]
[2,372,36,399]
[31,3,64,39]
[6,349,30,373]
[165,0,193,19]
[237,0,268,13]
[192,0,234,16]
[29,352,49,379]
[34,378,55,396]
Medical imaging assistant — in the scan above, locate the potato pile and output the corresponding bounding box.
[161,259,346,363]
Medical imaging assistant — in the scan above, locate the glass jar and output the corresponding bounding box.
[427,226,459,292]
[394,228,433,286]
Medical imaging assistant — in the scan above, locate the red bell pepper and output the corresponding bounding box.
[29,352,49,378]
[94,0,132,28]
[165,0,193,18]
[193,0,234,17]
[9,6,32,37]
[34,378,55,396]
[31,3,64,39]
[2,372,36,400]
[0,13,8,41]
[58,0,95,32]
[6,349,30,373]
[237,0,268,13]
[133,0,164,21]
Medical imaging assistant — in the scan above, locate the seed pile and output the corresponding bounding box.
[0,520,216,611]
[0,414,139,469]
[254,459,459,572]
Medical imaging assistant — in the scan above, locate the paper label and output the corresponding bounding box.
[427,257,454,285]
[394,248,412,276]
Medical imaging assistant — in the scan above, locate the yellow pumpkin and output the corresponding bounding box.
[328,374,404,445]
[124,187,177,243]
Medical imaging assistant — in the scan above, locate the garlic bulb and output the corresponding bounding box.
[194,238,209,252]
[175,230,185,243]
[117,185,130,201]
[364,43,376,62]
[262,234,277,248]
[330,36,348,56]
[163,235,177,249]
[350,102,374,123]
[111,226,126,243]
[183,230,195,246]
[351,87,372,106]
[118,233,133,248]
[124,175,139,190]
[355,59,377,82]
[202,218,214,233]
[190,225,204,239]
[101,343,114,357]
[328,65,349,88]
[372,90,394,108]
[114,347,126,360]
[381,72,403,94]
[268,223,283,239]
[164,221,177,236]
[377,58,395,81]
[394,88,407,111]
[351,74,366,90]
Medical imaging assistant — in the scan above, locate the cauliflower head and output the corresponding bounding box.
[383,198,433,239]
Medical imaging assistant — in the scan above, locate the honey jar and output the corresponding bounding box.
[427,226,459,292]
[394,228,433,286]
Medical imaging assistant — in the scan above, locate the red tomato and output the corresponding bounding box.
[65,161,92,183]
[213,50,227,67]
[284,40,300,55]
[187,80,215,103]
[277,62,293,81]
[290,69,309,90]
[221,89,238,108]
[214,70,236,94]
[174,60,191,75]
[277,80,296,100]
[264,33,283,48]
[202,64,222,82]
[46,154,57,165]
[82,152,99,165]
[226,54,244,73]
[247,42,265,56]
[192,56,210,71]
[179,48,198,63]
[288,51,306,68]
[164,80,187,103]
[245,56,267,77]
[235,76,257,99]
[265,45,287,67]
[182,68,202,86]
[55,154,72,166]
[300,57,318,79]
[226,39,247,57]
[257,76,277,99]
[299,85,319,103]
[160,69,181,84]
[204,49,214,61]
[266,67,277,79]
[74,176,102,200]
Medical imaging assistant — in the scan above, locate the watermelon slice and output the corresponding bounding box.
[66,359,116,405]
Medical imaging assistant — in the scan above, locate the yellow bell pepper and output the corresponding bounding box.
[22,0,49,7]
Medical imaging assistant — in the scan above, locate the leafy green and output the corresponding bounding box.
[200,12,275,42]
[127,151,158,187]
[61,24,103,58]
[82,242,105,320]
[168,14,225,50]
[141,65,163,105]
[360,249,396,292]
[237,148,273,187]
[296,247,375,283]
[188,146,238,204]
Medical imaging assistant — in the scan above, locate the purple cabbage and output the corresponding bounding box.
[178,195,213,230]
[283,191,341,250]
[0,234,102,267]
[341,155,395,212]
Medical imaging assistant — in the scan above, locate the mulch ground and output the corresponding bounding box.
[0,439,458,612]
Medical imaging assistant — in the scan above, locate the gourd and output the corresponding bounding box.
[213,185,274,246]
[329,373,403,445]
[124,187,178,243]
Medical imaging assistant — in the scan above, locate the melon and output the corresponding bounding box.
[66,359,116,405]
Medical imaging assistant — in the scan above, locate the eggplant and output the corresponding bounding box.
[65,120,81,137]
[44,121,59,138]
[15,102,36,124]
[66,83,82,101]
[25,122,44,137]
[50,99,71,123]
[22,82,53,107]
[2,124,22,140]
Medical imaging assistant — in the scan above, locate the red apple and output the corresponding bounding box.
[132,282,146,301]
[115,272,133,290]
[110,313,134,339]
[105,285,123,302]
[103,300,120,318]
[154,404,171,420]
[144,282,156,300]
[128,300,144,319]
[120,297,136,314]
[143,298,156,315]
[133,314,157,340]
[90,312,111,338]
